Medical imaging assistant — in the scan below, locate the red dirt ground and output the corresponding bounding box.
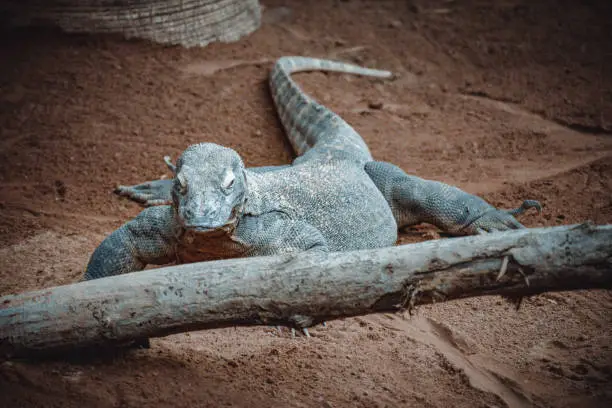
[1,1,611,407]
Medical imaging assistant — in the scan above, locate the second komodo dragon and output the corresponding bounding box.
[84,57,540,329]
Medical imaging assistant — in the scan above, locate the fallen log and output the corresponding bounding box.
[1,223,611,359]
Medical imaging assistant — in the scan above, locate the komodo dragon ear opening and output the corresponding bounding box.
[164,156,177,174]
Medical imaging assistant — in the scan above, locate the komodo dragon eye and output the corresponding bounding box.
[222,171,235,191]
[176,173,188,195]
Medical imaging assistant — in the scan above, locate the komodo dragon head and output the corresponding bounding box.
[165,143,247,234]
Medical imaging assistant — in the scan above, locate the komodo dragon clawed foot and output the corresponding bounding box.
[292,328,311,338]
[114,179,173,207]
[469,199,542,235]
[274,325,311,337]
[273,314,324,338]
[274,323,328,338]
[114,156,175,206]
[505,199,542,217]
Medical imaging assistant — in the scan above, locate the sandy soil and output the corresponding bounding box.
[1,0,611,407]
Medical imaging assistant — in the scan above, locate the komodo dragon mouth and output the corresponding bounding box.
[180,205,241,235]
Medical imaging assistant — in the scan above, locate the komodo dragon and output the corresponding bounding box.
[84,57,540,336]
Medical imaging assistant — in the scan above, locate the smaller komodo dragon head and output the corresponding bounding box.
[166,143,247,234]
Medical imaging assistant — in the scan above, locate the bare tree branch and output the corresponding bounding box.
[1,223,611,360]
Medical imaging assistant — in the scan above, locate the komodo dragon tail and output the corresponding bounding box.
[269,57,393,161]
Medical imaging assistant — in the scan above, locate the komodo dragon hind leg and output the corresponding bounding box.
[115,179,173,207]
[364,160,543,235]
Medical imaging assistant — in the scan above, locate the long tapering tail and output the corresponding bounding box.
[269,56,393,161]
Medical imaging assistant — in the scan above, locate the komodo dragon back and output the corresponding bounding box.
[269,57,393,164]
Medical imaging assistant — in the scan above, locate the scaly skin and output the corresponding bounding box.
[85,57,540,334]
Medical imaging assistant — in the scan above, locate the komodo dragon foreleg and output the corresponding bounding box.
[83,206,177,280]
[83,205,177,349]
[365,161,541,235]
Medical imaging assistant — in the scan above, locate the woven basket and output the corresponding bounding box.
[1,0,261,47]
